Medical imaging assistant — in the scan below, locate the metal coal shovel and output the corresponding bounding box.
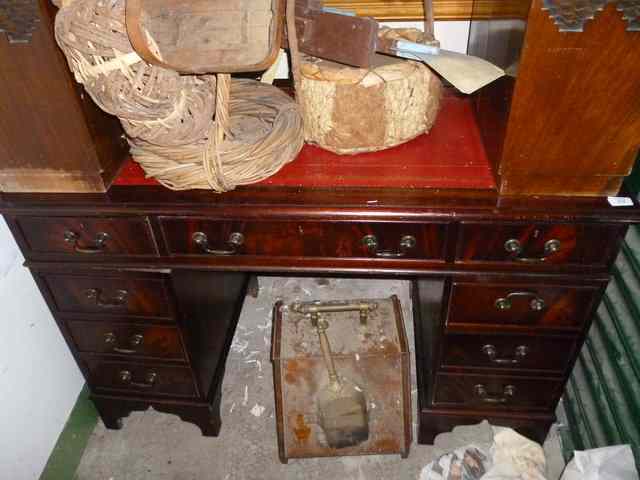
[292,301,378,449]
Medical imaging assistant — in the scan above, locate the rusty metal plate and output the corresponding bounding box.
[271,296,411,462]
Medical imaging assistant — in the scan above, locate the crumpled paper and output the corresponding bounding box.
[420,427,547,480]
[560,445,638,480]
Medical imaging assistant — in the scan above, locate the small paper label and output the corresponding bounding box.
[607,196,634,207]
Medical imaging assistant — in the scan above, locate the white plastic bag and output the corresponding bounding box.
[419,427,547,480]
[560,445,638,480]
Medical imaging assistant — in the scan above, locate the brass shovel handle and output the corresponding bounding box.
[291,300,378,326]
[316,319,340,389]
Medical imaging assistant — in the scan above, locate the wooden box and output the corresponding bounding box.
[469,0,640,196]
[0,0,128,192]
[271,296,411,462]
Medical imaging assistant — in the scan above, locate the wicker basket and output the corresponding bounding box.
[54,0,303,192]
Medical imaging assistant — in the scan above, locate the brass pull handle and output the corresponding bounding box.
[474,384,516,404]
[495,292,545,312]
[482,344,529,365]
[192,231,244,255]
[64,231,110,254]
[504,238,561,263]
[362,234,417,258]
[118,370,157,388]
[85,288,128,308]
[291,300,378,326]
[104,333,144,354]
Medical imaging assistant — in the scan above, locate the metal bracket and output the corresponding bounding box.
[0,0,40,44]
[542,0,608,32]
[542,0,640,32]
[618,0,640,30]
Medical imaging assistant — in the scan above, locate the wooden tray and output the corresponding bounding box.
[125,0,285,73]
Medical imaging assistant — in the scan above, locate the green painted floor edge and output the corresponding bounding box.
[40,385,98,480]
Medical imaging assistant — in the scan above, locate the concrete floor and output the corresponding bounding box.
[74,278,565,480]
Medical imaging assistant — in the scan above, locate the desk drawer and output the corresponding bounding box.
[15,216,157,256]
[440,333,576,373]
[85,358,197,398]
[68,321,186,361]
[43,273,174,319]
[456,222,621,267]
[447,280,602,330]
[159,218,447,260]
[433,373,562,411]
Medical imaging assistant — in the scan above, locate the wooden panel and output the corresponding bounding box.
[499,174,625,197]
[440,333,576,373]
[323,0,531,20]
[456,222,623,267]
[84,357,198,398]
[417,407,554,445]
[15,216,157,256]
[160,218,447,261]
[447,280,601,330]
[0,0,127,192]
[433,372,562,410]
[171,271,249,403]
[43,273,174,318]
[68,321,186,361]
[500,1,640,195]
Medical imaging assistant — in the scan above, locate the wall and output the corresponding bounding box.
[0,218,84,480]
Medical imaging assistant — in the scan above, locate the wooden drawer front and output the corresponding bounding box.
[85,358,197,398]
[456,222,621,267]
[447,281,601,330]
[159,218,447,260]
[440,333,576,373]
[15,216,157,256]
[44,274,173,318]
[433,373,562,410]
[68,322,185,360]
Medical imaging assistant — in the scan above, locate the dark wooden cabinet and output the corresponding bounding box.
[2,0,639,450]
[0,0,128,192]
[1,186,637,443]
[469,0,640,196]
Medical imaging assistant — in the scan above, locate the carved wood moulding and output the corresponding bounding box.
[323,0,532,20]
[0,0,40,43]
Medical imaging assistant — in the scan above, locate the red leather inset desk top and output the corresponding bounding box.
[114,94,495,190]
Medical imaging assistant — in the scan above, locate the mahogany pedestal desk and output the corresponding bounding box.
[2,122,639,445]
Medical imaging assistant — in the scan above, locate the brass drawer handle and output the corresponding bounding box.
[504,238,561,263]
[104,332,144,354]
[118,370,157,388]
[64,230,110,254]
[192,231,244,255]
[482,344,529,365]
[474,384,516,404]
[85,288,129,308]
[362,234,417,258]
[291,300,378,326]
[495,292,545,312]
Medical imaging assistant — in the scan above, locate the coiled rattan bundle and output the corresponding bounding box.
[53,0,303,191]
